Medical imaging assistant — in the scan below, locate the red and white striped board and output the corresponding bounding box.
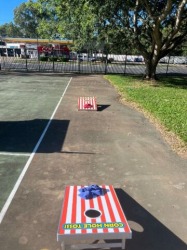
[57,185,132,241]
[78,97,97,111]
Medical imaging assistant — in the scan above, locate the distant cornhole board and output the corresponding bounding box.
[78,97,97,111]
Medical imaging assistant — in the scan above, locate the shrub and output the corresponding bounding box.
[48,57,58,62]
[58,57,69,62]
[39,56,48,61]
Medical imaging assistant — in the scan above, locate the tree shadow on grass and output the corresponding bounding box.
[157,75,187,89]
[114,189,186,250]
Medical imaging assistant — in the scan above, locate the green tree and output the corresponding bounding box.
[0,22,23,37]
[26,0,61,39]
[35,0,98,50]
[88,0,187,79]
[28,0,187,79]
[14,0,40,38]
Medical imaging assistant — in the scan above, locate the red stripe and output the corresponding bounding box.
[70,186,78,234]
[102,185,119,233]
[109,185,131,233]
[58,186,70,234]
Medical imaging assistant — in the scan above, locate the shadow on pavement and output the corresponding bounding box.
[115,188,186,250]
[97,104,110,112]
[0,119,69,153]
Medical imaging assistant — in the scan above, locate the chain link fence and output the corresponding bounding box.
[0,48,187,76]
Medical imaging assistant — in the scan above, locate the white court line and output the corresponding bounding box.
[0,152,30,157]
[0,77,72,224]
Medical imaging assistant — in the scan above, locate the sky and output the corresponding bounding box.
[0,0,28,25]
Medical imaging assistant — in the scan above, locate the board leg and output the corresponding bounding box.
[122,239,126,249]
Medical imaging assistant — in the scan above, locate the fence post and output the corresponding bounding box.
[52,49,55,72]
[124,52,127,75]
[166,55,170,75]
[104,51,108,74]
[78,51,81,73]
[37,39,41,72]
[25,48,28,71]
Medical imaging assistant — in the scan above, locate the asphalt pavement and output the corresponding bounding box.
[0,74,186,250]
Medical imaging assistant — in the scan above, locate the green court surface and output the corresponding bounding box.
[0,73,71,212]
[0,155,29,209]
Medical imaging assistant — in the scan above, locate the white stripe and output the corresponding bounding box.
[76,186,82,222]
[76,186,82,234]
[0,77,72,224]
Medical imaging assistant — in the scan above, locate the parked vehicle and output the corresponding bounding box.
[173,57,187,64]
[159,56,187,64]
[134,57,143,62]
[77,55,96,62]
[88,57,96,62]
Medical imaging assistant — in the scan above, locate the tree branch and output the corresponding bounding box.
[158,0,172,22]
[174,0,187,32]
[141,0,153,17]
[162,0,187,50]
[133,0,139,33]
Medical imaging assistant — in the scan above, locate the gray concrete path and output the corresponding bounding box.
[0,74,186,250]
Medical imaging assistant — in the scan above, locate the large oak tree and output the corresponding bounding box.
[7,0,187,79]
[35,0,187,79]
[88,0,187,79]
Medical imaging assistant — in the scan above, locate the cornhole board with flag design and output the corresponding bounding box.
[57,185,132,249]
[78,97,97,111]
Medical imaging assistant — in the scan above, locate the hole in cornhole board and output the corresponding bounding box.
[78,97,97,111]
[85,209,101,218]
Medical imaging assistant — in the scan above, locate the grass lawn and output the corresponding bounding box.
[105,75,187,155]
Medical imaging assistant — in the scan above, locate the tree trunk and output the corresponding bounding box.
[144,58,158,80]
